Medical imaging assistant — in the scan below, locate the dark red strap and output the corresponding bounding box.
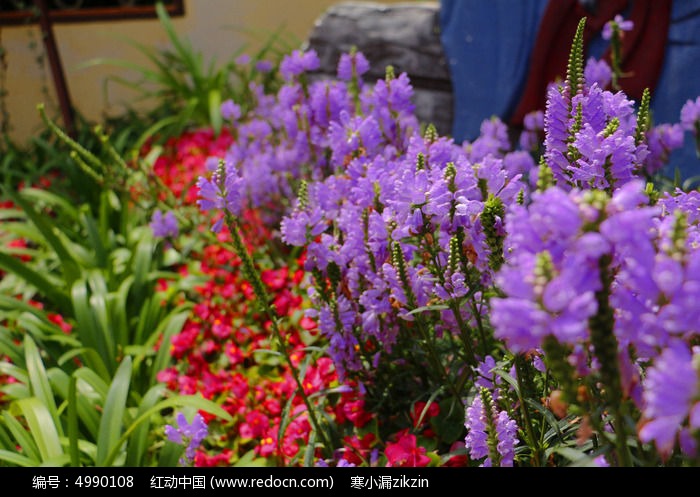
[509,0,672,127]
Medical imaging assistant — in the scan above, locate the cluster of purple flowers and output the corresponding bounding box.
[193,41,700,465]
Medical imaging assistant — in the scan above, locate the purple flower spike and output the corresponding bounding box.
[337,51,370,81]
[280,49,320,81]
[465,390,519,467]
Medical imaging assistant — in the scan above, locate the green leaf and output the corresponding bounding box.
[71,280,116,374]
[67,374,80,467]
[0,253,71,311]
[208,88,222,135]
[48,368,101,441]
[24,335,63,437]
[525,397,564,441]
[96,356,132,466]
[553,447,599,467]
[150,309,190,385]
[18,187,80,221]
[2,410,41,462]
[16,397,65,463]
[0,449,39,467]
[126,384,166,466]
[73,367,110,400]
[7,189,81,285]
[233,449,269,467]
[158,440,184,467]
[406,303,449,315]
[102,393,233,467]
[0,326,24,366]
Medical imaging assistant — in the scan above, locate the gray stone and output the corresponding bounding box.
[304,1,454,136]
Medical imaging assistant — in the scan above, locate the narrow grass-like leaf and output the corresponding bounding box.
[553,447,599,467]
[16,397,64,463]
[525,397,564,441]
[48,368,100,441]
[67,374,80,467]
[208,88,222,135]
[112,277,132,348]
[157,440,183,467]
[71,280,116,374]
[134,295,163,346]
[0,253,71,311]
[149,309,190,384]
[233,449,269,467]
[73,367,110,400]
[0,361,30,384]
[0,449,38,467]
[24,335,63,438]
[2,410,41,462]
[103,393,233,466]
[0,295,53,325]
[61,348,111,383]
[0,326,24,366]
[96,356,132,466]
[81,208,107,268]
[0,419,15,450]
[7,190,81,284]
[18,187,80,221]
[125,384,166,466]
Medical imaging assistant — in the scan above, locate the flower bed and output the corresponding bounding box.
[1,15,700,468]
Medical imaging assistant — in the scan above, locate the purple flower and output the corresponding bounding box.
[543,84,573,185]
[196,158,245,232]
[255,59,273,73]
[165,412,208,465]
[465,390,519,467]
[220,99,241,121]
[149,209,178,238]
[584,57,612,90]
[519,110,544,151]
[602,15,634,40]
[639,341,699,457]
[495,410,518,467]
[466,117,511,162]
[465,394,489,462]
[680,96,700,132]
[337,51,370,81]
[642,123,684,176]
[235,54,251,66]
[279,49,320,81]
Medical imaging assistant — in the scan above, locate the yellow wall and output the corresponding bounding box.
[1,0,403,144]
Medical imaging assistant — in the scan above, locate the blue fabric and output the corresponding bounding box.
[439,0,700,182]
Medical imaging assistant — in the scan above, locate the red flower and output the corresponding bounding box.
[342,398,372,428]
[239,410,270,439]
[410,401,440,429]
[384,430,431,467]
[47,312,72,334]
[442,441,469,467]
[341,433,376,466]
[261,268,289,291]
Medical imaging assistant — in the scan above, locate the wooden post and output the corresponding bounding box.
[34,0,76,137]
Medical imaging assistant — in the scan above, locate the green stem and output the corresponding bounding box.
[589,254,631,466]
[514,354,542,466]
[224,211,332,457]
